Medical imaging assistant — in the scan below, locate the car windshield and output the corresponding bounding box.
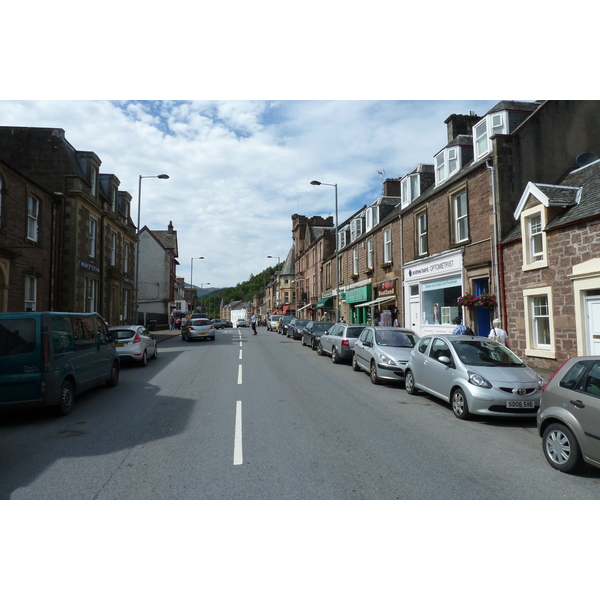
[451,340,524,367]
[313,322,333,331]
[375,330,418,347]
[295,320,309,326]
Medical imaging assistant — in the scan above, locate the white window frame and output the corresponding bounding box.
[383,227,392,263]
[367,238,373,269]
[110,232,117,266]
[435,154,446,186]
[85,277,98,312]
[434,148,462,186]
[350,217,363,242]
[474,112,507,162]
[401,173,421,206]
[27,195,39,242]
[352,247,359,275]
[89,219,97,258]
[452,190,469,243]
[25,275,37,311]
[338,227,349,249]
[417,211,428,256]
[365,206,379,231]
[523,286,555,359]
[521,206,548,270]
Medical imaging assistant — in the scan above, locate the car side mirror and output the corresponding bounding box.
[438,356,452,366]
[364,341,372,347]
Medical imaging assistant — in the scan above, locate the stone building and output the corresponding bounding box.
[0,127,137,322]
[0,160,55,312]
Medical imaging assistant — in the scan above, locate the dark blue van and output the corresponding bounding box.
[0,312,120,416]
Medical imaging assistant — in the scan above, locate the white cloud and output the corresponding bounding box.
[0,99,500,288]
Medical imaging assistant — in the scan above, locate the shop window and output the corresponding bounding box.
[421,276,461,325]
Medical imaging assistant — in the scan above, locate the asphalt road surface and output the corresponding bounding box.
[2,326,600,500]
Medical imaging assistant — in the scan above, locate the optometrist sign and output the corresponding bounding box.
[404,250,463,283]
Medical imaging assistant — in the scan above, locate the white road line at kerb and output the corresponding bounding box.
[237,364,242,384]
[233,401,243,465]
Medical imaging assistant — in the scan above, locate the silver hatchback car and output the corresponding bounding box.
[110,325,158,367]
[352,326,419,384]
[537,357,600,473]
[182,318,216,341]
[317,323,366,363]
[405,334,543,419]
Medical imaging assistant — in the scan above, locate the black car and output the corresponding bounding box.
[301,321,334,350]
[278,315,294,335]
[287,318,310,340]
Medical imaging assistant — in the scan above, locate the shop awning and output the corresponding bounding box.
[282,305,290,314]
[315,297,334,309]
[354,296,396,308]
[298,303,313,312]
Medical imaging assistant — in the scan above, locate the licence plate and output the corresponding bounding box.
[506,400,534,409]
[198,332,207,335]
[116,343,125,347]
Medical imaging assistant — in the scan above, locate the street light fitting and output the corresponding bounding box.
[157,174,170,179]
[310,180,321,185]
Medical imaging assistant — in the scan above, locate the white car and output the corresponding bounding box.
[109,325,158,367]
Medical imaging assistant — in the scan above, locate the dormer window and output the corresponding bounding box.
[365,206,379,231]
[338,227,349,249]
[401,174,421,207]
[473,112,505,161]
[434,147,461,186]
[350,216,364,241]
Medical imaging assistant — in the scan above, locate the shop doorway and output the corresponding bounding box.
[474,277,490,336]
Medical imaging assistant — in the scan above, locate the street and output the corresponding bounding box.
[2,327,600,500]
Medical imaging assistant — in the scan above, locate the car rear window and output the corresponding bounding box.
[112,329,136,340]
[0,318,36,357]
[347,327,365,338]
[192,319,211,326]
[559,360,593,390]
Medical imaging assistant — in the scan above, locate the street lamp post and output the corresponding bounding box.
[135,173,169,325]
[190,256,204,312]
[310,180,339,322]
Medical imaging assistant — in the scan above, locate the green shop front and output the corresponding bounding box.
[315,291,335,321]
[345,285,372,324]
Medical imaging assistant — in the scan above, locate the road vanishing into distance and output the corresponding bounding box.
[2,326,600,500]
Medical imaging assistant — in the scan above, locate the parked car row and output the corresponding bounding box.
[278,317,600,475]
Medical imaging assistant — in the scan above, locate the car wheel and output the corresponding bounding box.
[351,353,361,372]
[370,361,380,385]
[542,423,584,473]
[151,344,158,359]
[451,387,470,420]
[55,380,74,416]
[405,370,418,395]
[331,347,340,364]
[316,342,324,356]
[105,361,120,388]
[140,350,148,367]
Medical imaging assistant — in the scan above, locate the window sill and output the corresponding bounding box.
[522,260,548,272]
[525,348,556,360]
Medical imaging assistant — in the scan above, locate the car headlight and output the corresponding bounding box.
[467,371,492,388]
[378,353,397,366]
[537,376,544,390]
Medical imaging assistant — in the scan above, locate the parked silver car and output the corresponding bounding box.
[110,325,158,366]
[405,334,543,419]
[537,357,600,473]
[352,326,419,384]
[182,318,215,341]
[267,315,282,331]
[317,323,366,363]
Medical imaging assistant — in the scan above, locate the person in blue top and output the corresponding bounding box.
[452,316,468,335]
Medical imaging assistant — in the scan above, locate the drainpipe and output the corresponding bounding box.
[486,158,502,317]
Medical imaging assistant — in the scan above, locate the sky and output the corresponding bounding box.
[2,99,503,289]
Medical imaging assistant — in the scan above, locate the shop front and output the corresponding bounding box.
[345,284,372,324]
[403,250,463,336]
[354,279,398,326]
[315,292,335,321]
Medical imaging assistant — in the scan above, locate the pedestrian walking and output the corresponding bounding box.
[251,314,257,335]
[488,318,509,346]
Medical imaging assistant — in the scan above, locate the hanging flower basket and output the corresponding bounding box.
[457,293,497,310]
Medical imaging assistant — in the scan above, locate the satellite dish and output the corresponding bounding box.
[576,152,599,167]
